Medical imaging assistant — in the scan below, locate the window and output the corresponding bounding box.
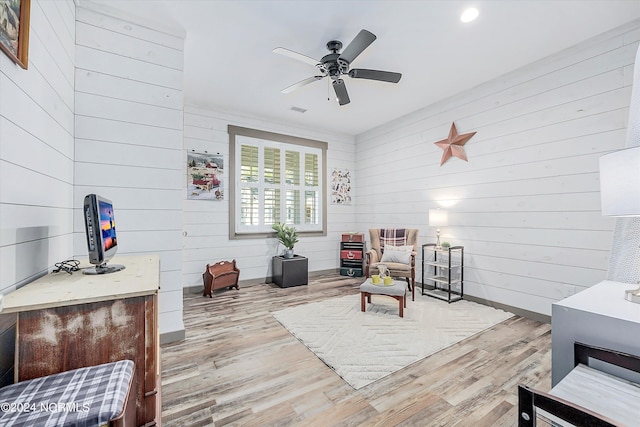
[229,125,327,239]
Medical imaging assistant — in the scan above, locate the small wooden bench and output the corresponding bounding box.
[518,342,640,426]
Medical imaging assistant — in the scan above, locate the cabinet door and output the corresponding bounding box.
[17,296,156,426]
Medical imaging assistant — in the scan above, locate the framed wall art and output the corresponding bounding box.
[0,0,30,69]
[187,151,224,201]
[331,168,352,205]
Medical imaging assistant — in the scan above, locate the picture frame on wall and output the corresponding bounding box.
[331,168,352,205]
[187,151,224,201]
[0,0,30,69]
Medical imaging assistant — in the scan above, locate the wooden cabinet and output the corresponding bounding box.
[340,233,365,277]
[2,255,160,427]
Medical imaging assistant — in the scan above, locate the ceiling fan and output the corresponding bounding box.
[273,29,402,106]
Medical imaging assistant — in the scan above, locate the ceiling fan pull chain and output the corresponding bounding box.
[327,78,330,101]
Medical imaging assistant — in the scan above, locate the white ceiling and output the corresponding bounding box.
[90,0,640,136]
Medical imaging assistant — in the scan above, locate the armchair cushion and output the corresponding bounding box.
[380,245,413,264]
[372,261,412,272]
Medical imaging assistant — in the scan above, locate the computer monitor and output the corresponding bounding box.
[83,194,125,274]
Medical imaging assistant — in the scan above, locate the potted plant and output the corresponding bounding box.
[272,223,299,258]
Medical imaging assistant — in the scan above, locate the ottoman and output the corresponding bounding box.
[359,278,407,317]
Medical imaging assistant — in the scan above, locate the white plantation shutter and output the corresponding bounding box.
[264,188,281,225]
[240,187,259,225]
[240,145,258,183]
[285,189,301,224]
[264,147,280,184]
[305,190,318,224]
[305,153,318,186]
[231,126,326,237]
[285,150,300,185]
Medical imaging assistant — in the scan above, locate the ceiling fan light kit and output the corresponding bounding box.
[274,29,402,106]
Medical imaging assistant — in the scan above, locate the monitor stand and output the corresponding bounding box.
[82,263,125,275]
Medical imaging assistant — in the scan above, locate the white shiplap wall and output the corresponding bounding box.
[73,5,185,336]
[182,106,356,286]
[356,21,640,317]
[0,0,76,295]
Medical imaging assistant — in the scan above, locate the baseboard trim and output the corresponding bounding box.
[463,294,551,324]
[184,268,340,295]
[160,329,185,345]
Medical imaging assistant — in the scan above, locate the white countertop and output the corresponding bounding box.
[554,280,640,324]
[1,255,159,313]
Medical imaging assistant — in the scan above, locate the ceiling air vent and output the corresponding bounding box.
[290,106,307,113]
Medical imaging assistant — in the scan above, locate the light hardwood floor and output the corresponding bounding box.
[160,274,551,426]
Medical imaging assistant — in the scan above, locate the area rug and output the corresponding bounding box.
[272,292,514,389]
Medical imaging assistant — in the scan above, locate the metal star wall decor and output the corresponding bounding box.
[434,122,477,166]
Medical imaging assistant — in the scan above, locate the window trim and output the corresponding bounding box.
[228,125,328,240]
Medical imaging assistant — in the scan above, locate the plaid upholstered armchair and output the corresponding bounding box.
[365,228,419,300]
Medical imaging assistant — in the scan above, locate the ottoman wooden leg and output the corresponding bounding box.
[398,296,404,318]
[361,292,366,312]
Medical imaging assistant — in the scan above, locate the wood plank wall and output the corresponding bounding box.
[72,4,186,336]
[181,106,356,286]
[355,20,640,316]
[0,0,76,294]
[0,0,76,383]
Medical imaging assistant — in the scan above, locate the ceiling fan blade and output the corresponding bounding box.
[332,79,350,105]
[338,29,376,64]
[273,47,319,67]
[349,68,402,83]
[281,76,324,94]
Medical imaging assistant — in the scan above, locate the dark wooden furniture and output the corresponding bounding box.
[340,232,365,277]
[2,255,160,427]
[272,255,308,287]
[518,342,640,427]
[202,259,240,297]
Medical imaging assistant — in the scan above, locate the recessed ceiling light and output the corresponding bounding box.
[461,7,479,23]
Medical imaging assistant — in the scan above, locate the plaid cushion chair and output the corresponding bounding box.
[365,228,419,300]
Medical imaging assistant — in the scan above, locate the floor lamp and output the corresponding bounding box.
[600,146,640,303]
[429,209,448,249]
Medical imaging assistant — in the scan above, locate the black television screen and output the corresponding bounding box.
[83,194,125,274]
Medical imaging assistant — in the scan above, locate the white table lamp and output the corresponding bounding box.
[599,146,640,303]
[429,209,449,248]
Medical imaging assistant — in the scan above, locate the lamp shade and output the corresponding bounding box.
[599,146,640,217]
[429,209,449,226]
